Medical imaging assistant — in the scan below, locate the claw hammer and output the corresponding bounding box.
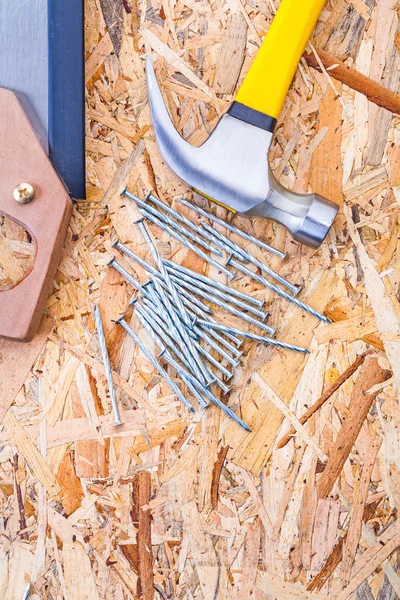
[146,0,339,248]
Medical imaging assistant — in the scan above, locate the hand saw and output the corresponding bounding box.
[0,0,85,342]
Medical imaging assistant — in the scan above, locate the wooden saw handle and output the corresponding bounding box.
[0,89,72,342]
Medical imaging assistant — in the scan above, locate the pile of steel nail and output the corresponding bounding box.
[103,190,329,431]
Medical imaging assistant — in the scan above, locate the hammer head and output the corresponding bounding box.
[147,59,338,248]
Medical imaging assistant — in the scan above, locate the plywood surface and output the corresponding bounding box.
[0,0,400,597]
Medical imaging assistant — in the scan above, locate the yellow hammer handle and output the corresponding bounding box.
[235,0,326,120]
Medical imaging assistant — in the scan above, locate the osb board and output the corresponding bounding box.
[0,0,399,597]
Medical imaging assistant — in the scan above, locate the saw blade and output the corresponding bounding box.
[0,0,49,152]
[0,0,85,199]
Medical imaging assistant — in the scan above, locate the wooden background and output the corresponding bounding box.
[1,0,400,597]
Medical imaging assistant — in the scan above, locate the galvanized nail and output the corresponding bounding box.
[193,325,239,369]
[139,300,194,372]
[146,191,228,256]
[113,241,208,318]
[170,273,277,336]
[135,218,194,328]
[226,256,330,323]
[197,320,309,354]
[177,295,243,348]
[169,269,269,321]
[151,277,213,385]
[123,189,223,256]
[164,259,264,309]
[138,207,235,281]
[135,301,210,408]
[94,304,122,426]
[134,306,209,409]
[214,377,231,395]
[161,350,210,409]
[108,258,146,295]
[200,221,250,263]
[177,286,213,315]
[142,294,234,383]
[146,279,207,388]
[141,281,198,341]
[185,374,251,432]
[177,197,286,259]
[149,341,250,430]
[192,339,234,380]
[173,297,243,361]
[201,221,300,295]
[118,317,195,413]
[199,324,243,359]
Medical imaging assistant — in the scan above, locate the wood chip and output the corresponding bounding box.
[317,357,391,499]
[3,410,61,498]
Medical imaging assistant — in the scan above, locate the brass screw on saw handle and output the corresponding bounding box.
[13,182,34,204]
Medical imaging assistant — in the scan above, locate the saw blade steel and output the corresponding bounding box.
[0,0,48,152]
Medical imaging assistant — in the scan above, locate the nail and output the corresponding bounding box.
[161,349,210,409]
[151,277,212,385]
[197,320,309,354]
[177,198,286,259]
[209,324,242,348]
[227,256,329,323]
[147,280,200,353]
[200,221,250,263]
[169,270,268,320]
[199,325,243,358]
[176,295,242,347]
[94,305,122,426]
[154,347,250,431]
[193,339,234,380]
[135,218,194,328]
[113,240,209,318]
[169,317,232,391]
[201,221,300,295]
[108,258,145,295]
[141,290,198,340]
[142,287,192,344]
[186,374,251,432]
[112,244,212,317]
[113,240,159,278]
[172,292,243,358]
[193,325,240,369]
[140,298,200,374]
[135,301,210,407]
[214,377,231,395]
[139,300,195,371]
[153,279,211,383]
[177,286,213,315]
[117,294,246,422]
[146,191,228,256]
[123,189,223,256]
[170,297,243,362]
[164,259,264,309]
[138,207,235,281]
[118,317,195,413]
[170,274,277,335]
[135,306,209,409]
